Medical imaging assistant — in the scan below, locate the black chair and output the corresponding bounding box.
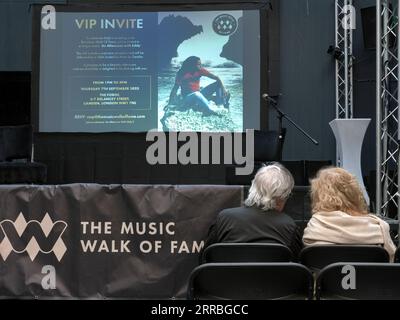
[300,245,389,272]
[225,130,281,186]
[0,125,47,184]
[201,243,293,264]
[187,263,314,300]
[316,263,400,300]
[304,160,332,183]
[395,247,400,263]
[281,161,306,186]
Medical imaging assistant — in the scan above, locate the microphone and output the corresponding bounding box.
[262,93,280,105]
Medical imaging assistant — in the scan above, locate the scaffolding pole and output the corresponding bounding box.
[376,0,400,224]
[335,0,354,120]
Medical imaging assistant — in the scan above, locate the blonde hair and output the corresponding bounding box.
[245,163,294,211]
[311,167,368,215]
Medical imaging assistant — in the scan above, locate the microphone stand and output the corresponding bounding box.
[266,96,319,161]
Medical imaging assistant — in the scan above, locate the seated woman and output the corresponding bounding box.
[168,56,230,116]
[303,167,396,261]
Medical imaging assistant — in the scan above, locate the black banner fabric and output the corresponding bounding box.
[0,184,243,299]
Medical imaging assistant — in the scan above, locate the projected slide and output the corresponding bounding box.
[38,10,260,132]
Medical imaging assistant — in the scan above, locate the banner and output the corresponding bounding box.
[0,184,243,299]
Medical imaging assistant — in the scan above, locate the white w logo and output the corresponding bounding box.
[0,213,67,261]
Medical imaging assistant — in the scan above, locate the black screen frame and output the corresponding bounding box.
[31,1,270,133]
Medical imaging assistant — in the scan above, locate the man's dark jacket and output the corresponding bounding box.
[204,206,303,259]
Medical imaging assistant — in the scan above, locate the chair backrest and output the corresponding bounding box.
[202,243,293,263]
[316,263,400,300]
[188,263,314,300]
[300,245,389,272]
[254,130,281,162]
[0,125,33,162]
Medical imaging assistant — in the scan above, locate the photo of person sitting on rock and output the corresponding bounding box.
[167,56,230,116]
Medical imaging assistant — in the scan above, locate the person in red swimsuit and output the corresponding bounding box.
[168,56,230,115]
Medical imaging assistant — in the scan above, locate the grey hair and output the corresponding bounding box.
[244,163,294,211]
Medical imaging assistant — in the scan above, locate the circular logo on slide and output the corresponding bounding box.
[213,14,238,36]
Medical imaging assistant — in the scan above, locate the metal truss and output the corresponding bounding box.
[335,0,354,120]
[376,0,400,221]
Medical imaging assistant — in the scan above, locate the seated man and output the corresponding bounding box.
[204,163,303,258]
